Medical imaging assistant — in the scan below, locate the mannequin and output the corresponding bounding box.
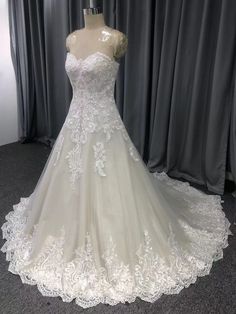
[66,5,128,62]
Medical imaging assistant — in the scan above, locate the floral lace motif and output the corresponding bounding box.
[60,52,139,187]
[129,146,140,161]
[65,145,83,185]
[93,142,106,176]
[0,175,232,308]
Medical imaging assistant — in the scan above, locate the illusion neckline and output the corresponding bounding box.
[67,51,120,67]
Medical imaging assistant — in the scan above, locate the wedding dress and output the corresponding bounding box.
[1,51,233,308]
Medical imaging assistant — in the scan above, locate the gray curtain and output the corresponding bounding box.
[229,73,236,185]
[8,0,236,195]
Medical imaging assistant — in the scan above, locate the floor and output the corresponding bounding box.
[0,141,235,314]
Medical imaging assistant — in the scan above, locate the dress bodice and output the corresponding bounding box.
[65,51,120,101]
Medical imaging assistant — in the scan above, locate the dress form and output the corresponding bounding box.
[66,9,128,62]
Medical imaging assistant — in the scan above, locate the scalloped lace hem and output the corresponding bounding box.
[0,171,233,308]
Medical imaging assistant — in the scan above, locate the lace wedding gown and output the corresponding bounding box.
[1,51,233,308]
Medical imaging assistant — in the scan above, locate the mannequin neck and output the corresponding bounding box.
[83,13,106,29]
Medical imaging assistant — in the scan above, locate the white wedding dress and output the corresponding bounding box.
[1,51,233,308]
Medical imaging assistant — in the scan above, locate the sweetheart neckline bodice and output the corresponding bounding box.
[66,51,120,67]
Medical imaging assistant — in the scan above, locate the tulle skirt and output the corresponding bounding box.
[1,124,233,308]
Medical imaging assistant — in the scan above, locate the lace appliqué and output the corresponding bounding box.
[65,145,83,185]
[93,142,106,176]
[121,128,140,162]
[63,52,140,187]
[129,146,140,161]
[1,189,232,308]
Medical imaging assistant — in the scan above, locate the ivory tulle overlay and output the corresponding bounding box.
[1,51,233,308]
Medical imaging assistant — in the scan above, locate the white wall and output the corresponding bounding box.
[0,0,18,146]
